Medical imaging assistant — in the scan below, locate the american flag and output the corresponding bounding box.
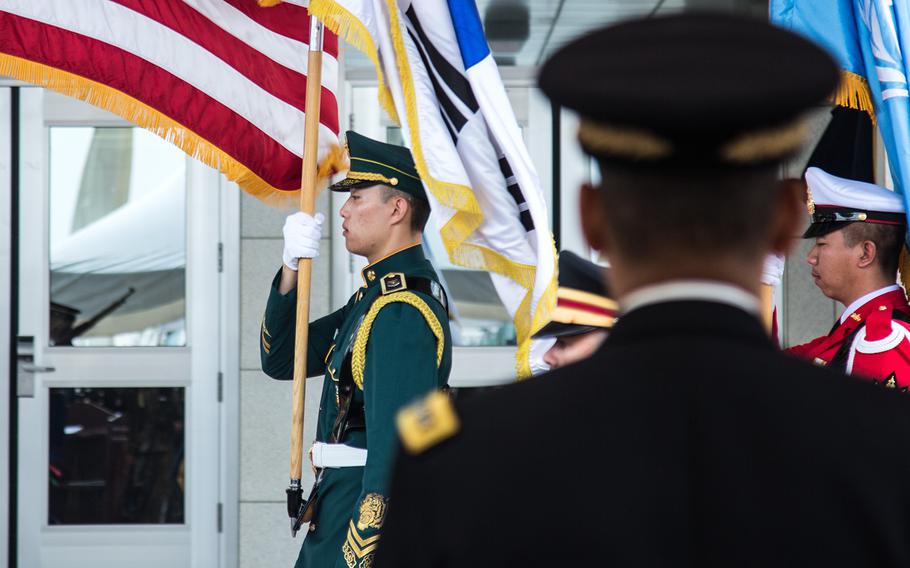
[0,0,340,203]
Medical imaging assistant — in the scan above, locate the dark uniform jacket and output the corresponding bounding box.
[261,244,452,568]
[378,300,910,567]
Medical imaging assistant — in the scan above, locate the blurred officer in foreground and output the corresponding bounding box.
[786,167,910,389]
[260,132,452,568]
[536,251,617,370]
[376,13,910,567]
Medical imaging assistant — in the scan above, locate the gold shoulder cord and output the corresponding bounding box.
[351,291,444,390]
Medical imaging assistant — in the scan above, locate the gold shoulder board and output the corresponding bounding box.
[396,391,459,454]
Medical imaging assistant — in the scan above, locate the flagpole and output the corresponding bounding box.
[760,284,774,333]
[287,15,323,536]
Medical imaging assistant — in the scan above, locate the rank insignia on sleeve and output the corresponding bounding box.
[396,390,459,454]
[356,493,388,531]
[380,272,407,295]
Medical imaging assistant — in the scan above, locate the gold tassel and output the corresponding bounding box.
[317,143,348,179]
[308,0,400,124]
[833,70,876,124]
[899,245,910,296]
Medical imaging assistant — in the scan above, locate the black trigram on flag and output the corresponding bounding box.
[404,6,534,234]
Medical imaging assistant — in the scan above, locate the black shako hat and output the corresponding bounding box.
[533,251,617,339]
[538,12,839,169]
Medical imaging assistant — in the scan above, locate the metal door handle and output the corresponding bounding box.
[20,364,55,373]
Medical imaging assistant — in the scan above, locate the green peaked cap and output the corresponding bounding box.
[329,131,427,201]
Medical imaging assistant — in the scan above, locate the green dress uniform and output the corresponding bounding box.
[260,132,452,568]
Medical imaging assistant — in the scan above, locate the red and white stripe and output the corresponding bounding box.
[0,0,339,193]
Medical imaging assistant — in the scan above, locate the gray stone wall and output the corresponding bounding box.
[779,106,842,348]
[238,190,332,568]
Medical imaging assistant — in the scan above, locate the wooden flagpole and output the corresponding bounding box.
[760,284,775,333]
[288,15,324,535]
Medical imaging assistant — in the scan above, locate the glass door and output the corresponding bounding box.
[14,89,221,568]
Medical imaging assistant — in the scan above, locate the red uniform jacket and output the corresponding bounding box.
[788,288,910,391]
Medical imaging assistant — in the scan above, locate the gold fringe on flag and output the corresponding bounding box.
[834,70,876,124]
[308,0,400,125]
[899,245,910,296]
[0,53,342,208]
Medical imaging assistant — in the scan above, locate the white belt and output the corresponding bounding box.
[310,442,368,468]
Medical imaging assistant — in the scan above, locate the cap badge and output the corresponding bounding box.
[806,186,815,215]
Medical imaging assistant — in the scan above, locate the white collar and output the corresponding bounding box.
[620,280,761,315]
[839,284,902,324]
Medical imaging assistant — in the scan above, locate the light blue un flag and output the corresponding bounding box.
[772,0,910,208]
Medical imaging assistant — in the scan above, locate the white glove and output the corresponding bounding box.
[282,212,324,270]
[761,253,785,287]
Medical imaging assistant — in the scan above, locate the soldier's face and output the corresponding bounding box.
[339,185,396,258]
[806,229,862,302]
[542,330,608,370]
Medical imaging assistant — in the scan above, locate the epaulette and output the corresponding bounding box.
[380,272,407,294]
[380,272,448,312]
[395,391,459,454]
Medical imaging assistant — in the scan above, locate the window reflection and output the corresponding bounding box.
[49,127,187,347]
[48,387,185,525]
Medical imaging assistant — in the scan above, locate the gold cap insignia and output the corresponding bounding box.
[806,185,815,215]
[396,391,459,454]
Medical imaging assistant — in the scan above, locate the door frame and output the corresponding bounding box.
[1,86,13,568]
[13,87,225,567]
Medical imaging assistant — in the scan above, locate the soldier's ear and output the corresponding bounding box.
[858,240,877,268]
[389,195,410,226]
[579,183,611,254]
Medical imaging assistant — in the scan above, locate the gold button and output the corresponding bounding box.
[858,213,868,221]
[879,305,888,311]
[367,270,376,282]
[389,177,398,186]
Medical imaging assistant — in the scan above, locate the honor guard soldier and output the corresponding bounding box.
[535,251,617,370]
[377,13,910,568]
[260,131,452,568]
[786,167,910,390]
